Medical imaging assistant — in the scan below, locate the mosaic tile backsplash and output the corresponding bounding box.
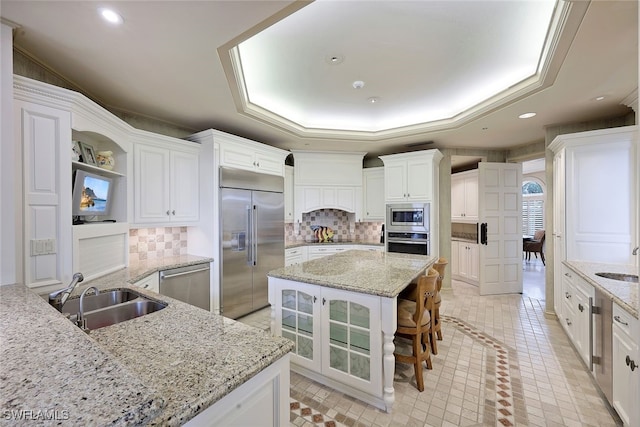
[129,227,188,262]
[285,209,384,243]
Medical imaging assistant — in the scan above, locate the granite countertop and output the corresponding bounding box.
[0,256,293,426]
[564,260,638,318]
[285,240,384,249]
[269,249,435,298]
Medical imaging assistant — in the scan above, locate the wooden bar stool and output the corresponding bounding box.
[394,267,438,392]
[432,257,448,343]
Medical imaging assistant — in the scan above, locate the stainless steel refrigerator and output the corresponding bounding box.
[219,167,284,319]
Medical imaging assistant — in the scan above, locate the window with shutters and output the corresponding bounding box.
[522,180,544,236]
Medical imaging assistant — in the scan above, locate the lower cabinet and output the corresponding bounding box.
[452,241,478,284]
[183,354,290,427]
[307,246,350,260]
[286,245,384,266]
[612,303,639,427]
[131,272,159,293]
[272,281,382,397]
[285,246,308,266]
[559,266,594,367]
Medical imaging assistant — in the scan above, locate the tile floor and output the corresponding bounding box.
[238,264,622,427]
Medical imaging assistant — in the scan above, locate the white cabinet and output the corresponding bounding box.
[612,303,639,427]
[549,126,637,266]
[291,151,366,222]
[307,245,350,260]
[271,280,382,396]
[295,186,360,219]
[451,170,478,222]
[285,246,308,266]
[362,168,385,221]
[379,150,443,203]
[452,240,478,284]
[458,242,479,283]
[220,140,284,175]
[133,142,199,225]
[132,273,159,293]
[284,165,294,222]
[184,354,290,427]
[559,265,594,368]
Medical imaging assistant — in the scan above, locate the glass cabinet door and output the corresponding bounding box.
[280,289,316,362]
[328,299,371,380]
[322,290,381,392]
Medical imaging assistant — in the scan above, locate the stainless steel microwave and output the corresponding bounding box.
[386,203,430,232]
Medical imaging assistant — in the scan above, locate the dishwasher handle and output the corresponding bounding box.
[160,266,210,280]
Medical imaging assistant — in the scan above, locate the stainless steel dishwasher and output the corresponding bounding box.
[159,263,211,311]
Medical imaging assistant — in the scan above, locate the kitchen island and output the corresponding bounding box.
[267,249,436,412]
[0,257,293,426]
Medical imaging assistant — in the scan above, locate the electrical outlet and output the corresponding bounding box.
[30,239,57,256]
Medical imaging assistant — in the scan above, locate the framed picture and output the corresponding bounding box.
[79,142,97,165]
[71,140,82,162]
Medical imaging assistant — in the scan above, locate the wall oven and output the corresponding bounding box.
[386,203,430,255]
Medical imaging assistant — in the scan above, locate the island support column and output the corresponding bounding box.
[381,297,398,412]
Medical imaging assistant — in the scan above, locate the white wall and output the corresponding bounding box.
[1,21,18,285]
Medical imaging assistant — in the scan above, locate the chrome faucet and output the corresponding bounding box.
[78,286,99,331]
[633,246,639,255]
[48,272,84,311]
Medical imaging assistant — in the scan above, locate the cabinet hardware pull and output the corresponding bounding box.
[172,210,176,215]
[578,303,584,312]
[313,296,317,303]
[614,315,629,326]
[166,210,170,216]
[627,356,637,371]
[565,292,571,299]
[322,298,326,305]
[565,318,572,326]
[564,272,571,277]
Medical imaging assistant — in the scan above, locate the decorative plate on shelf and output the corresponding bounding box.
[310,225,334,242]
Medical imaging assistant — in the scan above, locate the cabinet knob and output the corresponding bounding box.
[256,162,260,167]
[172,210,176,215]
[565,318,572,326]
[578,303,584,312]
[564,272,572,278]
[565,292,571,299]
[166,210,170,216]
[626,356,637,371]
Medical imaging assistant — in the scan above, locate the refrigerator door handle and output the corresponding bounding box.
[247,206,253,265]
[253,205,258,266]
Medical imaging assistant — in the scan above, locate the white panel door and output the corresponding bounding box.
[134,144,170,223]
[18,101,72,288]
[478,163,522,295]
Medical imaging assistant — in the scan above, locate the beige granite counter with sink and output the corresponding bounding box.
[564,260,638,318]
[0,255,293,426]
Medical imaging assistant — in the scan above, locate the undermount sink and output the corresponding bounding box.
[62,289,140,314]
[62,289,167,331]
[595,272,639,283]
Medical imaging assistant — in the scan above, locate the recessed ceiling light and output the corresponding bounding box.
[99,8,124,25]
[518,112,536,119]
[325,54,344,65]
[352,80,365,89]
[594,95,606,101]
[368,97,380,104]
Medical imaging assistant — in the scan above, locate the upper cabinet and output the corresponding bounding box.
[451,170,478,222]
[133,139,200,225]
[362,167,385,221]
[291,151,366,222]
[379,150,443,203]
[549,126,637,266]
[187,129,289,178]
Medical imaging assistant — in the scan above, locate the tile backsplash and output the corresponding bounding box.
[285,209,384,243]
[129,227,188,262]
